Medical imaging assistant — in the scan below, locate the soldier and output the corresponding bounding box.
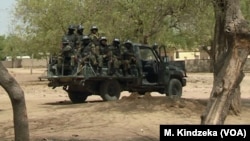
[79,36,97,65]
[121,40,138,76]
[62,24,77,50]
[108,38,123,76]
[76,35,98,75]
[76,24,85,49]
[58,36,76,75]
[152,42,159,55]
[88,25,100,46]
[96,36,110,74]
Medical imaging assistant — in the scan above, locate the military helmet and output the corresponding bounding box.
[91,25,98,31]
[124,40,132,45]
[113,38,120,44]
[82,35,90,40]
[68,24,75,30]
[77,25,84,30]
[124,40,133,48]
[100,36,107,42]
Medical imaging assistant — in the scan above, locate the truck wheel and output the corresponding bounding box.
[100,80,121,101]
[166,78,182,98]
[68,91,88,103]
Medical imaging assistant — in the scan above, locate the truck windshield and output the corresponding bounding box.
[139,48,159,62]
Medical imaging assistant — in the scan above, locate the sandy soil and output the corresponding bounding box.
[0,68,250,141]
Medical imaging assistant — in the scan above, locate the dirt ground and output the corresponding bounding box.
[0,68,250,141]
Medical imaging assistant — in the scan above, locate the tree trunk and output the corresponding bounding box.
[201,0,250,124]
[230,86,242,115]
[0,62,30,141]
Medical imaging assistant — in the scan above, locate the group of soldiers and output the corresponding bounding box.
[59,24,138,76]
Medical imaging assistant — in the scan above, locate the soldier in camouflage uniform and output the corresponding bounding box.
[108,38,123,76]
[121,40,138,76]
[88,26,100,46]
[76,35,98,75]
[76,24,85,50]
[62,25,77,50]
[58,36,76,75]
[78,36,97,66]
[60,25,78,73]
[96,36,110,75]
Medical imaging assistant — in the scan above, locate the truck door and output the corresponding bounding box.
[156,45,170,85]
[139,46,170,85]
[139,47,159,83]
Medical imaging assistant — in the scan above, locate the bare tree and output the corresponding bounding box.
[0,62,29,140]
[201,0,250,124]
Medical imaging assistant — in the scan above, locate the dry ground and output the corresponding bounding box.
[0,68,250,141]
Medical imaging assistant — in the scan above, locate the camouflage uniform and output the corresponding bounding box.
[96,36,110,74]
[88,26,100,46]
[62,25,77,50]
[121,40,138,76]
[58,25,79,75]
[108,38,123,76]
[58,36,76,75]
[76,35,98,75]
[76,25,85,50]
[78,36,97,63]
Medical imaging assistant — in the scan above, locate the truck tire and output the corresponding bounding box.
[68,91,88,103]
[166,78,182,98]
[100,80,121,101]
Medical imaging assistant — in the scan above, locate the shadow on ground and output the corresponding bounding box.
[40,96,250,115]
[43,100,104,106]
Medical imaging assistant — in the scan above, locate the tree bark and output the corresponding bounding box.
[0,62,30,141]
[201,0,250,124]
[230,86,242,115]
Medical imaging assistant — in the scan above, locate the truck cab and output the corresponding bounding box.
[129,43,187,96]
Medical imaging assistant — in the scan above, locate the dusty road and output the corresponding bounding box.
[0,68,250,141]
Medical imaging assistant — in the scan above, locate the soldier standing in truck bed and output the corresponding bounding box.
[62,25,77,49]
[58,36,76,75]
[75,24,85,50]
[88,26,100,47]
[60,25,78,74]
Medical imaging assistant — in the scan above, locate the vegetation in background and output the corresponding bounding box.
[0,0,248,58]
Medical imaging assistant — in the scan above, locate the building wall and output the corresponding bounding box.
[2,58,250,73]
[167,51,203,61]
[174,51,201,61]
[1,59,47,68]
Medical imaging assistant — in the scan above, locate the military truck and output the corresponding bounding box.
[46,43,187,103]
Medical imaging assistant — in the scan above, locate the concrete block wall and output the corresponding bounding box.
[2,58,250,72]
